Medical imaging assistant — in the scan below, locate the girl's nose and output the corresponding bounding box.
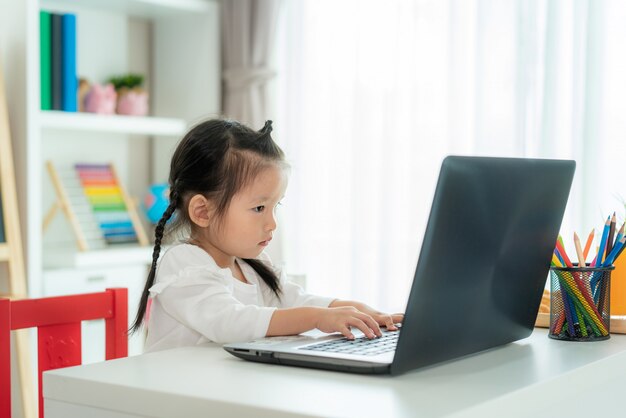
[266,212,277,231]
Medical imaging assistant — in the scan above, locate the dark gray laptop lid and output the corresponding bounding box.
[391,156,575,375]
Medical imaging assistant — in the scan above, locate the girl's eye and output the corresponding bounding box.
[253,206,265,213]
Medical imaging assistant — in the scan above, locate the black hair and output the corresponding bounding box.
[129,119,286,334]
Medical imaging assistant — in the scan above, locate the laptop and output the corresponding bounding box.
[224,156,576,375]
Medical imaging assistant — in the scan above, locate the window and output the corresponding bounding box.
[275,0,626,311]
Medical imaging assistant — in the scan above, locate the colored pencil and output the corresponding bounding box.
[555,249,566,267]
[551,253,563,267]
[574,304,588,337]
[568,295,581,336]
[559,278,576,337]
[549,216,626,340]
[589,248,601,297]
[566,275,608,335]
[573,232,586,267]
[593,217,611,267]
[597,218,615,306]
[603,236,626,267]
[582,229,595,260]
[555,238,573,267]
[551,311,566,335]
[572,274,605,326]
[561,275,605,336]
[605,212,617,259]
[614,222,625,252]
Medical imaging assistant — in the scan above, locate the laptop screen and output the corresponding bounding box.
[391,156,575,374]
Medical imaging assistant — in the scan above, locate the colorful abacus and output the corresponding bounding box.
[44,161,148,251]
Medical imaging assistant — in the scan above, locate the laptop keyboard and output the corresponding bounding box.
[301,329,400,356]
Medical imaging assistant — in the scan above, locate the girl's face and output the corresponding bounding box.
[205,164,288,266]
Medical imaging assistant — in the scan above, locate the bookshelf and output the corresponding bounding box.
[3,0,221,368]
[22,0,220,284]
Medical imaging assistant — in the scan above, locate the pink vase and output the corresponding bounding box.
[117,90,149,116]
[84,83,117,115]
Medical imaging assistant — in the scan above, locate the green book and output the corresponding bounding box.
[40,10,52,110]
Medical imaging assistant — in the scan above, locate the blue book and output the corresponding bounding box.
[61,13,77,112]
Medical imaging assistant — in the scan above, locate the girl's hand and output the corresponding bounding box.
[366,310,404,331]
[316,306,382,340]
[329,300,404,331]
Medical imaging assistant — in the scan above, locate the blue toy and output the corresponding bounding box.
[143,183,169,224]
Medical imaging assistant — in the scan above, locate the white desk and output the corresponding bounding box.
[43,329,626,418]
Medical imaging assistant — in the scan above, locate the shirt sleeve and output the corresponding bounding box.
[151,266,277,344]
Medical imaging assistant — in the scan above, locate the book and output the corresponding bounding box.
[50,13,63,110]
[61,13,77,112]
[40,10,52,110]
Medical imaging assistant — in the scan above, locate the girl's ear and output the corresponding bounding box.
[188,194,213,227]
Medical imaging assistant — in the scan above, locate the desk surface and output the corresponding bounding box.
[44,329,626,418]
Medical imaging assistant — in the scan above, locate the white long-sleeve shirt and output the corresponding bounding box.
[144,243,333,352]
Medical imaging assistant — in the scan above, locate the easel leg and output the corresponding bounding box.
[0,50,34,418]
[42,201,60,233]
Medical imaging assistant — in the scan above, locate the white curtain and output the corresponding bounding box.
[221,0,281,128]
[221,0,285,264]
[273,0,626,312]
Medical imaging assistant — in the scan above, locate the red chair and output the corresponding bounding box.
[0,287,128,418]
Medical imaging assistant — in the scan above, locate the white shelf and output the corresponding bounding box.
[42,0,212,18]
[43,244,155,269]
[40,111,187,136]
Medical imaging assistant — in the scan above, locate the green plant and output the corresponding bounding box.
[108,74,144,90]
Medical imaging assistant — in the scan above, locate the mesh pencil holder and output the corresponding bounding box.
[549,265,614,341]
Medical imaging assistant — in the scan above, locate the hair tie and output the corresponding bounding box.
[260,120,273,135]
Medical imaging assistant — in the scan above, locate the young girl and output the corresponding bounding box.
[130,119,403,352]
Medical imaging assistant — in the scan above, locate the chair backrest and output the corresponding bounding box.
[0,287,128,418]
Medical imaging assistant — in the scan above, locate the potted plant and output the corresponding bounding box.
[108,73,149,116]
